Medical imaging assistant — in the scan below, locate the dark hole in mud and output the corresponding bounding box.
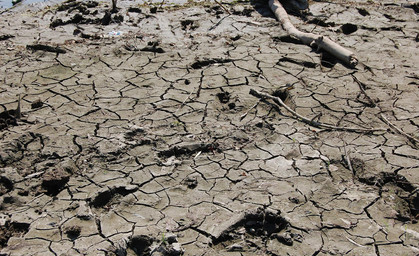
[232,7,253,17]
[357,8,370,16]
[272,88,289,102]
[0,176,13,196]
[228,102,236,110]
[141,41,165,53]
[340,23,358,35]
[2,196,15,204]
[181,20,199,30]
[90,186,138,208]
[91,189,112,207]
[206,5,224,15]
[216,91,230,103]
[65,226,81,240]
[213,208,288,246]
[320,51,337,68]
[0,109,18,131]
[0,222,30,248]
[128,235,153,256]
[150,6,158,14]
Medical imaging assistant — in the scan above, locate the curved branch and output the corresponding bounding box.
[269,0,358,67]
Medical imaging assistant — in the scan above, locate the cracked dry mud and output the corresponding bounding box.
[0,0,418,255]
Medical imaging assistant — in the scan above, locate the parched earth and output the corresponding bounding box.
[0,0,418,255]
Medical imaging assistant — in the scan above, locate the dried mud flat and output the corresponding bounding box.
[0,0,418,255]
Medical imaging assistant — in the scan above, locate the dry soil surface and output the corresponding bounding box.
[0,0,418,255]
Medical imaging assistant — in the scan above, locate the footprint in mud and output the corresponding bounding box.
[211,208,296,252]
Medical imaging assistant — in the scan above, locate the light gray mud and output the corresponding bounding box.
[0,0,418,255]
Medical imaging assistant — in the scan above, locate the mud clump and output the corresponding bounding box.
[41,168,70,196]
[90,185,138,208]
[0,177,13,196]
[158,142,219,158]
[0,221,30,248]
[212,208,290,251]
[128,235,154,255]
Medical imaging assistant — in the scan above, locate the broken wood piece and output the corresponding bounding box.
[249,89,386,133]
[268,0,358,67]
[26,44,67,54]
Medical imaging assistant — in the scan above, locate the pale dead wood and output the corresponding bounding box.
[380,113,419,145]
[249,89,386,132]
[269,0,358,67]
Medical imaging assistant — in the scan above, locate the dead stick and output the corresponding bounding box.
[214,0,232,15]
[269,0,358,67]
[343,142,354,174]
[380,113,419,144]
[240,100,260,121]
[249,89,386,133]
[352,74,376,107]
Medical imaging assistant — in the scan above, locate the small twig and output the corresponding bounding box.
[175,90,194,114]
[16,94,21,120]
[214,0,232,15]
[346,236,365,247]
[352,74,376,107]
[249,89,386,133]
[343,141,354,174]
[380,113,419,145]
[240,100,260,121]
[209,15,231,31]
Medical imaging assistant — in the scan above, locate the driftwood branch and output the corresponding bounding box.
[249,89,386,133]
[269,0,358,67]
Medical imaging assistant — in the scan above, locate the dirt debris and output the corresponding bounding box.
[0,0,418,255]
